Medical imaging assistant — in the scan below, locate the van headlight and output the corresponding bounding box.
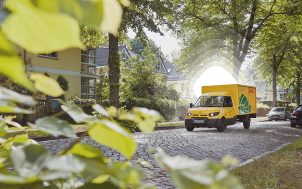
[209,112,220,117]
[186,112,192,116]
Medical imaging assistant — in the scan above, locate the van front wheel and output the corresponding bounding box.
[185,125,194,131]
[217,118,226,132]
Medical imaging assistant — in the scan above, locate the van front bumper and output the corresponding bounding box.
[185,118,218,128]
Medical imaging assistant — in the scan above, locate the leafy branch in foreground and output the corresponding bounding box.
[0,0,243,188]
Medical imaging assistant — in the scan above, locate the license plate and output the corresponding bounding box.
[193,120,204,124]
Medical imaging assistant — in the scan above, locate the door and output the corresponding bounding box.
[223,96,237,124]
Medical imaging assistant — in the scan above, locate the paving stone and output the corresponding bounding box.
[40,121,302,189]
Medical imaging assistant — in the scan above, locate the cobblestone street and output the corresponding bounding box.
[40,120,302,189]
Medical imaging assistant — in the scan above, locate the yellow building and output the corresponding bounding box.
[23,48,99,99]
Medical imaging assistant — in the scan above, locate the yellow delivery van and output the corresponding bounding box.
[185,84,256,132]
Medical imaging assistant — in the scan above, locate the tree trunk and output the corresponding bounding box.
[108,33,120,108]
[232,59,241,81]
[296,71,301,105]
[272,55,277,107]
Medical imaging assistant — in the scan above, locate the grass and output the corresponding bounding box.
[156,121,184,127]
[232,137,302,189]
[6,124,87,139]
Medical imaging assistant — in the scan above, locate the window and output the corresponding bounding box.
[194,96,224,107]
[81,77,96,99]
[223,96,233,107]
[39,52,58,59]
[81,49,95,64]
[121,52,128,60]
[279,93,285,100]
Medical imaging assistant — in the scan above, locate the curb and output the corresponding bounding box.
[32,131,87,142]
[155,126,184,131]
[230,143,290,170]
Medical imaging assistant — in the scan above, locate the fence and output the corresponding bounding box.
[12,100,52,125]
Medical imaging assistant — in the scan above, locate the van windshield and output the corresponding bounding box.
[194,96,224,107]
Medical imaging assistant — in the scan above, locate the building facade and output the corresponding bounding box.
[24,48,98,99]
[164,61,195,101]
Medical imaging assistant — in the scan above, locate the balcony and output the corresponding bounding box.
[81,77,96,99]
[81,49,97,75]
[81,64,96,74]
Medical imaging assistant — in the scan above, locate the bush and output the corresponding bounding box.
[122,97,176,121]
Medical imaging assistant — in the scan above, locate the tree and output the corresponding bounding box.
[122,48,179,120]
[130,38,145,55]
[80,25,107,48]
[255,15,299,107]
[174,0,301,80]
[108,0,174,107]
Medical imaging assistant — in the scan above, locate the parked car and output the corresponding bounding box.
[290,105,302,127]
[267,107,290,121]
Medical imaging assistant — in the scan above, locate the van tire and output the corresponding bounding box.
[217,118,226,132]
[291,123,296,128]
[185,126,194,131]
[243,118,250,129]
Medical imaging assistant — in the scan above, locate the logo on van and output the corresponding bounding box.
[239,94,251,114]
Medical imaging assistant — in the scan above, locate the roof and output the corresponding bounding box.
[163,61,187,81]
[96,45,131,66]
[202,92,232,96]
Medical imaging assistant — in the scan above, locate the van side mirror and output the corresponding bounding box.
[190,103,194,108]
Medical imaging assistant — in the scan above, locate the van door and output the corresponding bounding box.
[223,96,237,125]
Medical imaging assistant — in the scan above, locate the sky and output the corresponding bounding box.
[128,29,181,60]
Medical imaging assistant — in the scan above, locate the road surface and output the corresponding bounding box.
[40,120,302,189]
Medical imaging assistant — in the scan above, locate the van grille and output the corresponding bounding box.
[192,115,207,118]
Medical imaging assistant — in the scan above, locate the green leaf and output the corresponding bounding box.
[0,32,33,90]
[120,108,161,133]
[34,116,76,138]
[42,154,85,180]
[77,182,118,189]
[0,100,32,114]
[68,143,107,160]
[2,0,83,54]
[30,73,64,97]
[11,144,48,178]
[88,121,137,159]
[155,149,243,189]
[100,0,122,35]
[61,103,93,123]
[92,104,110,117]
[34,0,103,27]
[0,174,28,184]
[0,87,36,106]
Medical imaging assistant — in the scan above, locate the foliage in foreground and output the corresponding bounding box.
[0,0,243,189]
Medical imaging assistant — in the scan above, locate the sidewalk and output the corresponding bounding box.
[156,116,269,130]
